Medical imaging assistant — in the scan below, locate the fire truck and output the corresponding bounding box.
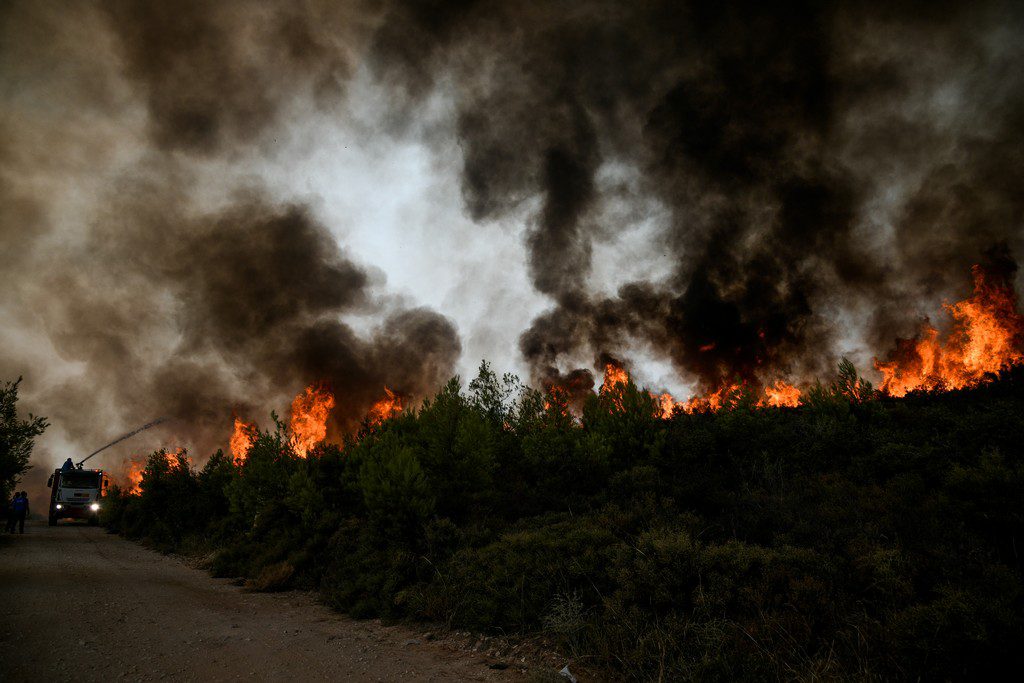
[45,418,164,526]
[47,466,109,525]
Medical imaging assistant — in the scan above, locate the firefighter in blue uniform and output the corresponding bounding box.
[7,491,29,533]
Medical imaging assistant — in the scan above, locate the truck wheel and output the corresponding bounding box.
[48,515,57,526]
[88,516,99,527]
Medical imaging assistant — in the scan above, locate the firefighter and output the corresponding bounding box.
[9,492,29,534]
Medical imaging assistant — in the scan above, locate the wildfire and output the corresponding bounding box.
[600,363,629,394]
[681,383,743,413]
[366,387,403,427]
[640,376,804,415]
[206,260,1018,460]
[874,264,1024,396]
[119,448,189,494]
[230,417,256,464]
[289,384,335,457]
[598,361,801,416]
[544,385,571,415]
[761,380,802,408]
[122,457,145,495]
[599,362,631,411]
[654,392,680,418]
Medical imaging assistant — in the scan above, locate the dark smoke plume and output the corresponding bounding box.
[60,171,461,446]
[3,0,1024,479]
[104,0,363,154]
[370,0,1024,391]
[1,0,462,467]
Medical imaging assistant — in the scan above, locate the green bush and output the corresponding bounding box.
[104,361,1024,679]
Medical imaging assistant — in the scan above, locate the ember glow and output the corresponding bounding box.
[289,384,335,457]
[874,264,1024,397]
[366,387,403,427]
[230,417,256,464]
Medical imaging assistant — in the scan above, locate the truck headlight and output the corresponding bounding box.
[90,503,100,512]
[55,504,63,510]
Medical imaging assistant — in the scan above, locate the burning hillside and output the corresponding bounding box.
[544,258,1024,419]
[874,255,1024,397]
[111,256,1022,485]
[225,383,407,465]
[8,3,1024,679]
[6,0,1024,503]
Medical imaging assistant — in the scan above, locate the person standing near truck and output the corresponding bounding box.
[9,491,29,533]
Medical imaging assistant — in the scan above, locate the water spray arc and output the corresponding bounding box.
[76,418,166,468]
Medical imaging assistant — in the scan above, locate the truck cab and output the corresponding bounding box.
[47,468,109,526]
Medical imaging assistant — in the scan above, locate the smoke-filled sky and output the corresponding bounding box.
[3,0,1024,478]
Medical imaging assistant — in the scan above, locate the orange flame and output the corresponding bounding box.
[230,417,256,464]
[760,380,802,408]
[598,363,800,416]
[544,385,571,415]
[122,457,145,495]
[682,383,743,413]
[168,448,189,467]
[289,384,335,457]
[599,362,630,411]
[874,265,1024,396]
[600,363,629,394]
[366,387,403,427]
[119,448,188,494]
[654,392,681,418]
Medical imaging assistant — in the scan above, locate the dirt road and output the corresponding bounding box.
[0,521,521,681]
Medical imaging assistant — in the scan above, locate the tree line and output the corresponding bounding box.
[103,361,1024,679]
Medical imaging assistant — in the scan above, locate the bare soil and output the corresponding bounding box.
[0,521,539,681]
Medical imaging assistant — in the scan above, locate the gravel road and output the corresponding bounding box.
[0,521,519,681]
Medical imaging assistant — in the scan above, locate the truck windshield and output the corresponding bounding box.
[60,471,100,489]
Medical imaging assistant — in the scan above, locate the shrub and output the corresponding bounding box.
[104,361,1024,679]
